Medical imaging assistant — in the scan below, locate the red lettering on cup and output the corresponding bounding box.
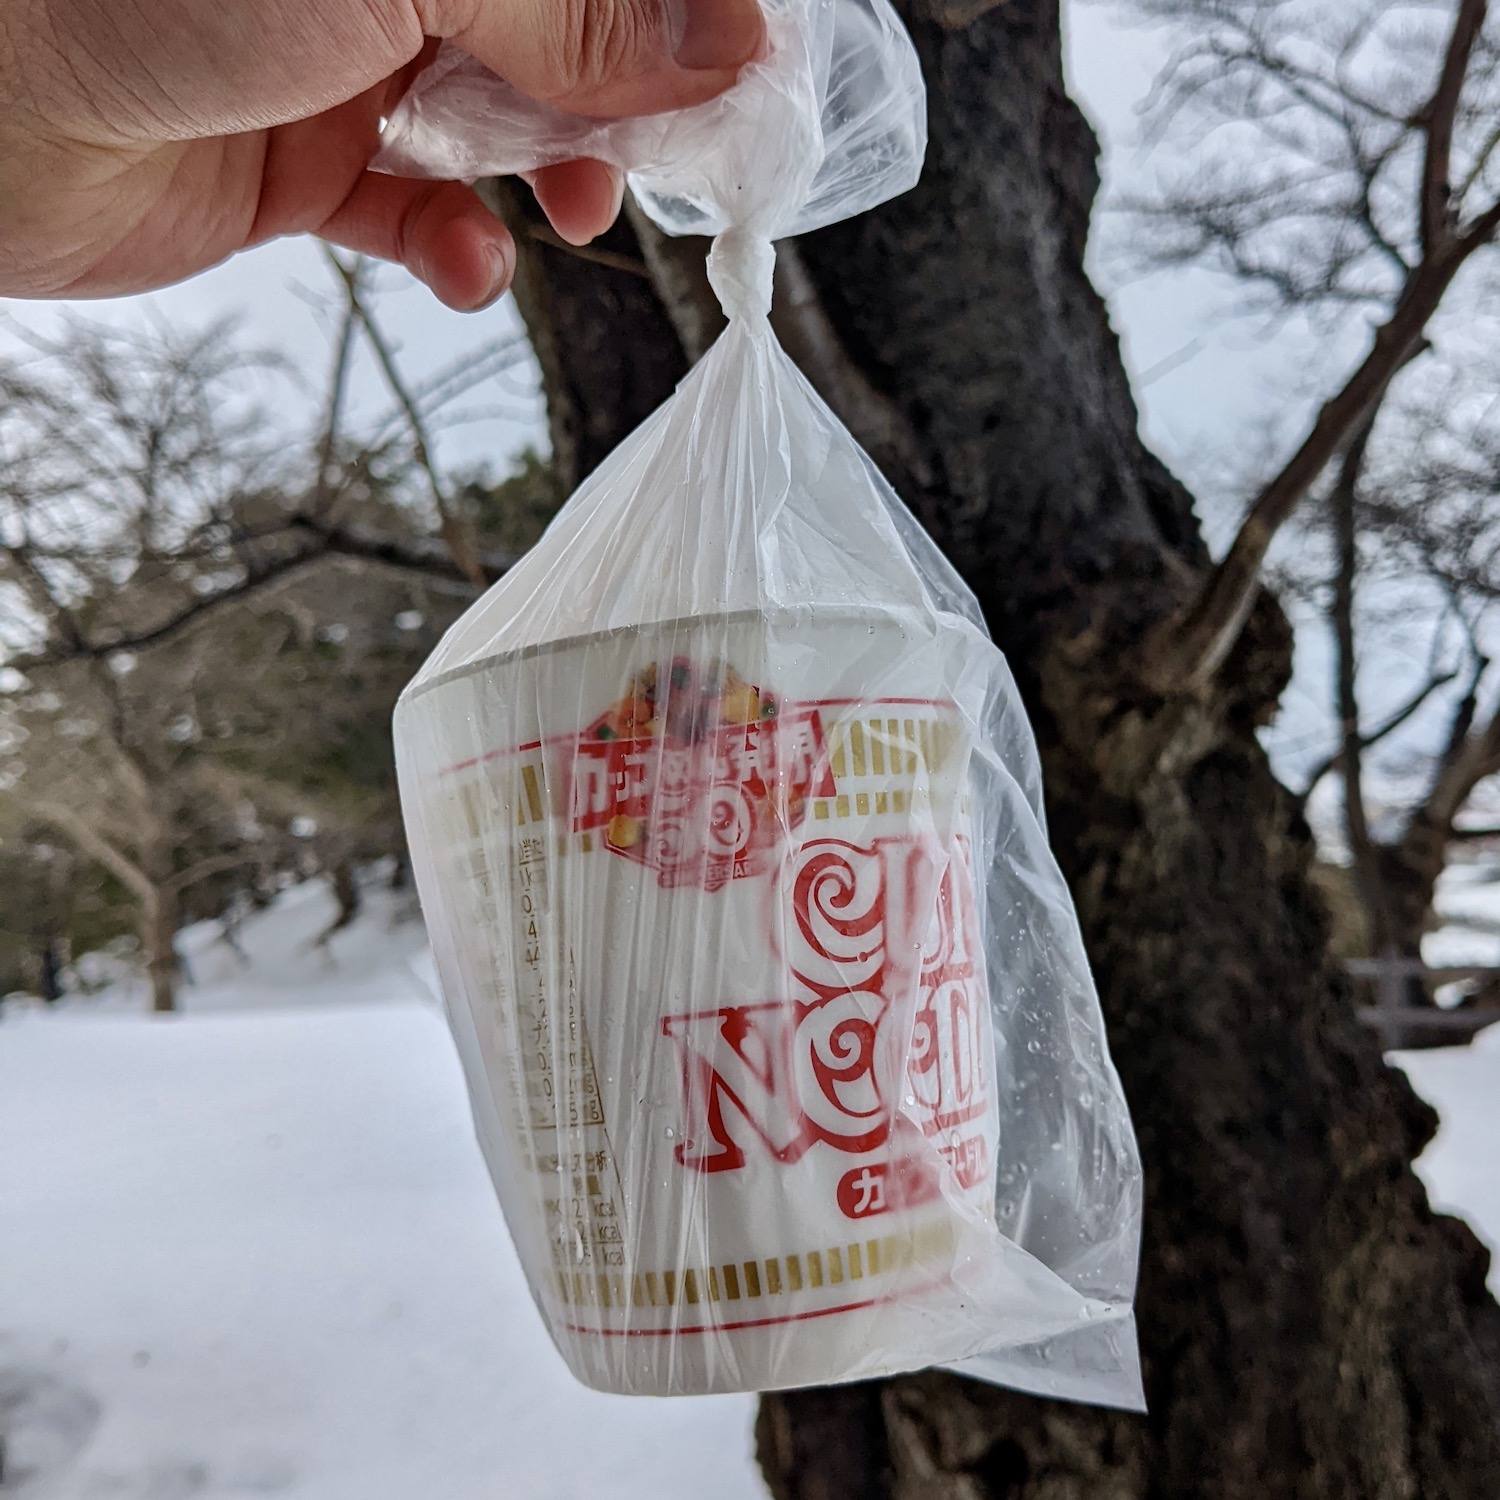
[835,1156,943,1219]
[664,835,993,1184]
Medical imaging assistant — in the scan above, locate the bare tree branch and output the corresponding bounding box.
[1420,0,1489,256]
[1458,191,1500,251]
[1137,1,1500,694]
[526,220,651,279]
[21,794,156,906]
[295,515,514,585]
[769,240,932,495]
[1404,661,1500,849]
[313,277,361,513]
[164,849,265,895]
[1142,309,1443,694]
[1459,115,1500,200]
[1300,666,1461,797]
[16,516,511,667]
[624,197,725,363]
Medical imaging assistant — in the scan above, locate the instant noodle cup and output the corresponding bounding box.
[401,610,1041,1393]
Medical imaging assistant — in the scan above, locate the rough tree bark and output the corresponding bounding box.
[500,1,1500,1493]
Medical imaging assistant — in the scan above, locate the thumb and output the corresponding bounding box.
[439,0,766,118]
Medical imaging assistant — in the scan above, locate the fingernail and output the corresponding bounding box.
[476,237,513,309]
[607,168,626,227]
[672,0,765,72]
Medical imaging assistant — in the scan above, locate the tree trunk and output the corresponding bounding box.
[315,859,361,949]
[39,938,64,1003]
[143,883,179,1014]
[477,179,689,493]
[506,1,1500,1492]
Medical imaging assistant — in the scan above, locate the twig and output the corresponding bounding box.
[527,221,651,280]
[313,274,360,514]
[1301,667,1460,796]
[323,249,486,587]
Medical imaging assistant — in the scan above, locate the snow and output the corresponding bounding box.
[2,877,1496,1498]
[0,883,760,1500]
[1421,856,1500,971]
[1394,1022,1500,1297]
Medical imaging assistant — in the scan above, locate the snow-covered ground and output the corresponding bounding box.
[60,879,441,1018]
[1420,855,1500,971]
[0,881,760,1500]
[1,878,1495,1498]
[1394,1029,1500,1295]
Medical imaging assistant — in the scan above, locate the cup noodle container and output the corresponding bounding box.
[398,608,1015,1394]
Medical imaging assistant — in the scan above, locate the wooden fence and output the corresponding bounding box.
[1345,956,1500,1049]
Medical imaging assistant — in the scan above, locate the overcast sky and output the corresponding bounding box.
[0,2,1434,790]
[3,4,1323,481]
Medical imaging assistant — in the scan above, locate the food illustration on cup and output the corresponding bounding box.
[567,656,833,890]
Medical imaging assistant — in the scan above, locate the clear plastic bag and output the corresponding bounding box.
[381,0,1144,1409]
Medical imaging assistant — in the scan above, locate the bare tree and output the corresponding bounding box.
[1114,0,1500,691]
[0,324,283,1007]
[0,654,262,1011]
[0,273,530,1007]
[1331,374,1500,1031]
[1107,0,1500,1043]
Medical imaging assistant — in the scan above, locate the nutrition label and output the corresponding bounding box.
[512,835,605,1133]
[508,823,628,1288]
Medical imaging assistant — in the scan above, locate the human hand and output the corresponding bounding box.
[0,0,765,307]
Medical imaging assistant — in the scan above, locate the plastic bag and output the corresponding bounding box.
[381,0,1144,1408]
